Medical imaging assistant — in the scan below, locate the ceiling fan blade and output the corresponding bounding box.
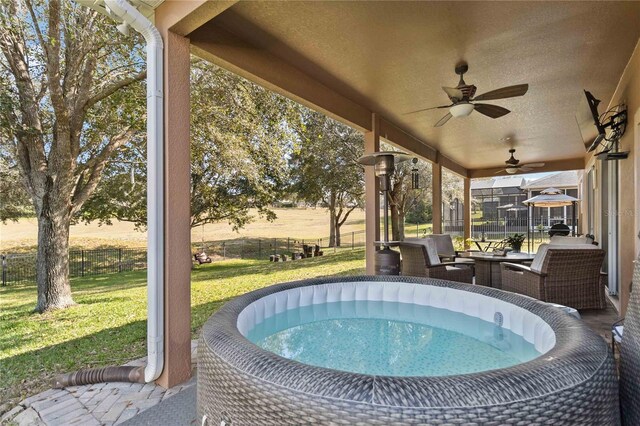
[474,103,511,119]
[521,162,545,168]
[442,86,464,101]
[403,105,451,115]
[434,112,452,127]
[473,84,529,101]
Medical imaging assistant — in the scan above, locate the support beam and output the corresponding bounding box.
[379,118,437,163]
[469,157,585,178]
[364,114,381,274]
[438,154,469,179]
[463,177,472,249]
[432,162,442,234]
[154,0,237,37]
[156,30,192,389]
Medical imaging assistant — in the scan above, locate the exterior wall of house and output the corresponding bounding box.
[582,40,640,316]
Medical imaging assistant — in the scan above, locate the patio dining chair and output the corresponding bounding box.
[398,240,473,284]
[501,244,606,310]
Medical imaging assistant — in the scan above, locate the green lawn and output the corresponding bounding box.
[0,249,365,413]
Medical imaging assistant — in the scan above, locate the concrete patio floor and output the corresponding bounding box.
[2,298,620,426]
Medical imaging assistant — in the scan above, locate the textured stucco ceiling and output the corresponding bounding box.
[208,1,640,170]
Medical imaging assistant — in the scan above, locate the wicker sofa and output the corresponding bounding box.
[501,244,606,310]
[398,240,473,283]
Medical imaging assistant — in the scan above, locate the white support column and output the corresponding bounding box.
[432,162,442,234]
[463,177,471,249]
[364,114,380,274]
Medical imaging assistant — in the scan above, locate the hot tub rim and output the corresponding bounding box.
[199,275,612,408]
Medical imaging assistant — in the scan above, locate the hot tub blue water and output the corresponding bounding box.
[246,300,541,377]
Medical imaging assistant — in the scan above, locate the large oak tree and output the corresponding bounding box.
[290,112,364,247]
[0,0,145,312]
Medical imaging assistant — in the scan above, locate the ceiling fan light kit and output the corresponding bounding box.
[496,148,545,175]
[450,103,475,117]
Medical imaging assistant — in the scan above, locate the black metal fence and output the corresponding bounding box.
[443,216,578,242]
[2,229,369,286]
[1,248,147,286]
[196,229,367,260]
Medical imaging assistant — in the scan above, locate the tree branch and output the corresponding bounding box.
[82,70,146,112]
[71,128,134,213]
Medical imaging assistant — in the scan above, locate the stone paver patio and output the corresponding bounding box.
[2,342,197,426]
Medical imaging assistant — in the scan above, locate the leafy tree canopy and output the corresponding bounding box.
[290,111,364,246]
[81,59,299,230]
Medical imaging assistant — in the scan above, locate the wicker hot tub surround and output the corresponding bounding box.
[198,276,619,425]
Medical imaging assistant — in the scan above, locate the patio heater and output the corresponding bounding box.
[358,151,412,275]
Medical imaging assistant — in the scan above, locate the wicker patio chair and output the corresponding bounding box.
[405,234,474,265]
[500,245,606,310]
[399,241,473,283]
[620,256,640,425]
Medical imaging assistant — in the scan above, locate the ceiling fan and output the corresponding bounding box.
[498,149,545,174]
[405,62,529,127]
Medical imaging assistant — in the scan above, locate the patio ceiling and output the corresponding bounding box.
[185,1,640,175]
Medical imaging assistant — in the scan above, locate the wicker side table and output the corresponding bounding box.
[461,253,535,289]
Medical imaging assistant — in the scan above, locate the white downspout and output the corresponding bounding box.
[103,0,164,382]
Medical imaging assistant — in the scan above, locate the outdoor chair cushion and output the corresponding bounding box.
[530,243,599,273]
[549,235,594,245]
[404,235,474,264]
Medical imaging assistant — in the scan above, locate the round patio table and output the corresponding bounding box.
[461,252,535,289]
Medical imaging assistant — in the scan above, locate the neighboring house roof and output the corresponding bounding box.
[492,176,526,189]
[470,176,526,190]
[523,171,580,190]
[470,179,494,190]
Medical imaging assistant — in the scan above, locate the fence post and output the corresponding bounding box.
[352,232,355,250]
[416,223,419,238]
[258,239,262,258]
[240,239,244,259]
[1,255,6,286]
[222,242,226,260]
[273,238,277,255]
[118,248,122,273]
[287,237,290,252]
[81,250,85,277]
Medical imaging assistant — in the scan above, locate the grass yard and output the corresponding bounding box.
[0,248,365,414]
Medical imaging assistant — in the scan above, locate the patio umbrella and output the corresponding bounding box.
[523,187,580,251]
[523,187,580,207]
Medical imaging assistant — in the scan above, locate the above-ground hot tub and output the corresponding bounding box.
[198,276,619,425]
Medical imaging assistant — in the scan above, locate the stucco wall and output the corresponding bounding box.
[584,39,640,316]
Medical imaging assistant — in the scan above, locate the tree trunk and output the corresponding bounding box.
[34,183,75,312]
[329,207,336,248]
[389,204,402,241]
[397,207,406,241]
[335,219,342,247]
